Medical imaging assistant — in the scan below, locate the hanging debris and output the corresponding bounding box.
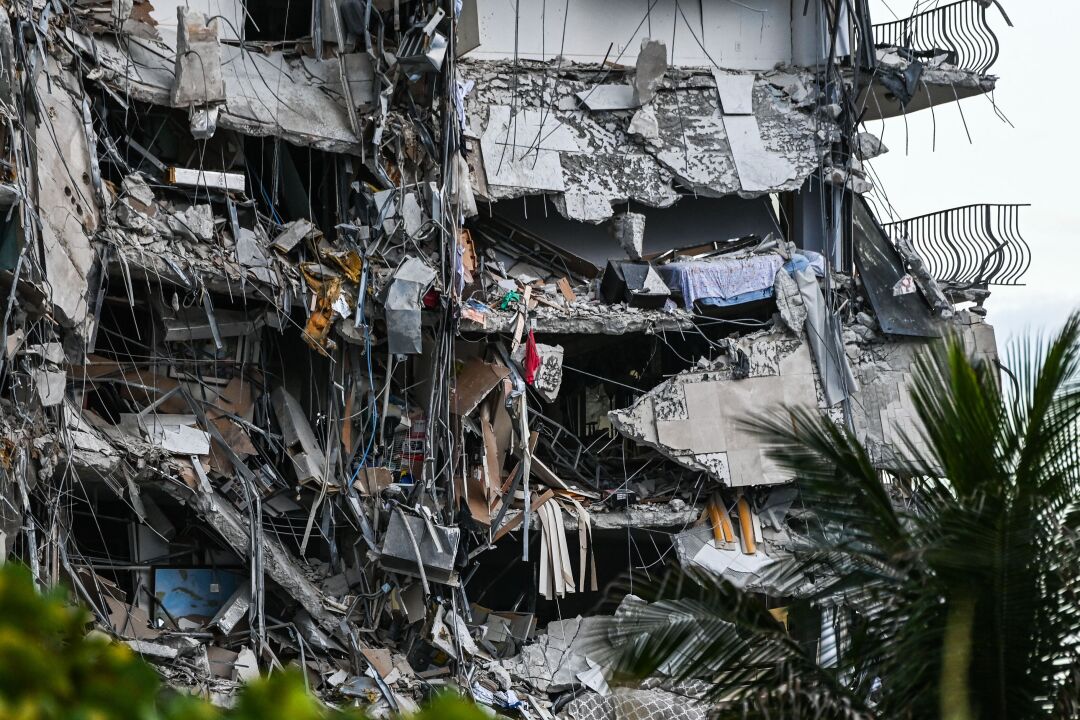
[0,0,1021,716]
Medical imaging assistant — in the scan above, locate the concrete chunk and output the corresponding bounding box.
[172,8,225,106]
[207,581,251,635]
[634,39,667,104]
[380,511,460,585]
[610,212,646,261]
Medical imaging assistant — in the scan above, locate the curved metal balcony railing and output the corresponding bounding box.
[872,0,1012,75]
[882,203,1031,287]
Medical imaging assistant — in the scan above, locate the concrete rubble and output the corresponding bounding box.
[0,0,1021,717]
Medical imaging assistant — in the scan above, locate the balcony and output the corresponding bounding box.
[882,203,1030,288]
[858,1,1013,120]
[872,0,1010,75]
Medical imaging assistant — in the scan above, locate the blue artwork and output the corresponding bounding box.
[153,568,244,622]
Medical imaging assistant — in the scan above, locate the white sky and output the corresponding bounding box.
[865,1,1080,344]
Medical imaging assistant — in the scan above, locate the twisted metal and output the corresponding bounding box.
[872,0,1008,75]
[883,204,1031,286]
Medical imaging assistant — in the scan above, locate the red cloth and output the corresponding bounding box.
[524,330,541,385]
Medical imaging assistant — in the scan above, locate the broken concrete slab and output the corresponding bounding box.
[379,510,460,586]
[854,131,888,159]
[67,29,363,153]
[155,480,342,634]
[34,65,100,341]
[627,104,659,141]
[713,70,755,114]
[576,85,638,111]
[480,105,579,192]
[502,615,614,695]
[722,114,796,192]
[847,322,995,471]
[271,219,322,254]
[207,581,251,635]
[119,413,211,455]
[33,369,67,407]
[610,332,818,486]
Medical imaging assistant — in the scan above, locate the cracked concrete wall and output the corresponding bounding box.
[462,61,826,223]
[610,331,818,487]
[465,0,793,70]
[847,315,998,468]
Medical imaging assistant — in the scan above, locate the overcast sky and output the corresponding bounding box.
[865,0,1079,345]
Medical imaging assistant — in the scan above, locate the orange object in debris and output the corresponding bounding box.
[459,228,477,274]
[324,250,362,284]
[736,494,757,555]
[303,274,342,355]
[709,496,735,544]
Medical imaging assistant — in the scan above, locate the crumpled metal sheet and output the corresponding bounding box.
[384,257,437,355]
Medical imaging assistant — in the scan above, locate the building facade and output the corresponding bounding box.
[0,0,1022,714]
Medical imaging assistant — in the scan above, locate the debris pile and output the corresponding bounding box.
[0,1,1019,717]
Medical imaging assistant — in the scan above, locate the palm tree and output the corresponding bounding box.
[594,315,1080,719]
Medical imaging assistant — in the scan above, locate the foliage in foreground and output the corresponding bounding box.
[0,563,484,720]
[597,316,1080,719]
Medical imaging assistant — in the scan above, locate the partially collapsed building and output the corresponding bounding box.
[0,0,1025,715]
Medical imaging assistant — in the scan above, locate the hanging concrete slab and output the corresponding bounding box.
[610,333,818,487]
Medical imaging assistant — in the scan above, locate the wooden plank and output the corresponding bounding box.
[492,489,555,543]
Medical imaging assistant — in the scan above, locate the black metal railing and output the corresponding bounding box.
[872,0,1011,75]
[882,204,1030,286]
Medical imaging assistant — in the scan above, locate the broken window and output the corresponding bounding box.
[244,0,313,43]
